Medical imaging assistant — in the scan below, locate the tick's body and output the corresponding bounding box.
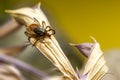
[25,18,55,43]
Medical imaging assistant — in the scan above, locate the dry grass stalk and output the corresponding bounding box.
[0,18,21,39]
[0,64,24,80]
[0,54,49,79]
[0,42,29,56]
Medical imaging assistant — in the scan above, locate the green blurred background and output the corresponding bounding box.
[0,0,120,79]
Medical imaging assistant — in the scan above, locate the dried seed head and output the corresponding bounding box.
[71,37,109,80]
[5,3,50,27]
[0,42,29,56]
[70,43,94,58]
[6,3,79,80]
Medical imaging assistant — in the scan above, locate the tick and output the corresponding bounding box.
[25,18,55,45]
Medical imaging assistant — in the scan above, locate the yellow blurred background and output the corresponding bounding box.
[43,0,120,51]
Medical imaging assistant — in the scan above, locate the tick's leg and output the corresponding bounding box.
[24,31,31,41]
[47,29,55,35]
[32,39,39,46]
[46,26,51,31]
[32,37,46,46]
[24,31,30,37]
[33,17,40,26]
[24,31,38,46]
[42,21,47,28]
[50,29,55,35]
[24,31,34,41]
